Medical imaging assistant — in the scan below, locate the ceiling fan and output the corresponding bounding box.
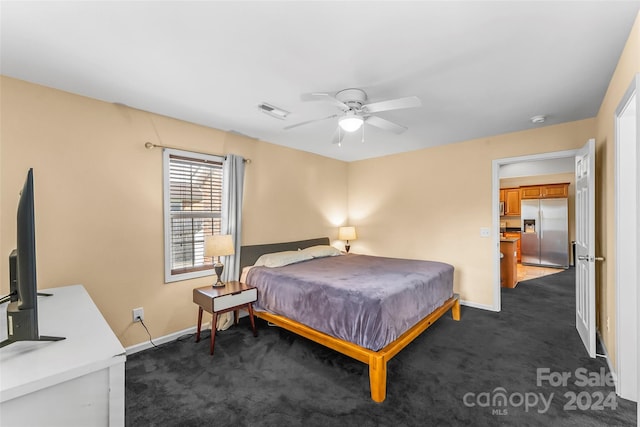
[284,88,422,145]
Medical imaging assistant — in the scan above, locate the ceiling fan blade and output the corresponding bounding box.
[283,114,338,130]
[362,96,421,113]
[301,92,349,110]
[365,115,408,134]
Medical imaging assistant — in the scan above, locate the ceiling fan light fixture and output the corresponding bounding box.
[338,115,364,132]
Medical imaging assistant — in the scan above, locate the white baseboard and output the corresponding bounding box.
[460,299,496,312]
[596,329,618,394]
[124,311,252,355]
[125,322,210,355]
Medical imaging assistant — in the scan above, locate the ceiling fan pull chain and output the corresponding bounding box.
[361,122,365,143]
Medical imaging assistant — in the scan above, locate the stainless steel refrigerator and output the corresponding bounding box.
[521,198,569,268]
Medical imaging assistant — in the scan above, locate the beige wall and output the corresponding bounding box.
[500,173,574,189]
[0,76,348,348]
[594,12,640,368]
[347,120,595,307]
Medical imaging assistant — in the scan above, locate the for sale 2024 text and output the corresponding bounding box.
[537,367,617,412]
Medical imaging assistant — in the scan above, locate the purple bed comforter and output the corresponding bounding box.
[245,253,454,351]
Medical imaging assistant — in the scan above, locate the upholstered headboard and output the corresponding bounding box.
[238,237,330,277]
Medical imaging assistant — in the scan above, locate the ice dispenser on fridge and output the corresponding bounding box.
[523,219,536,233]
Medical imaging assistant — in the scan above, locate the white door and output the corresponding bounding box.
[575,138,596,358]
[615,76,638,402]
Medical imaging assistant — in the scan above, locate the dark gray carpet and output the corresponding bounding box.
[125,268,636,426]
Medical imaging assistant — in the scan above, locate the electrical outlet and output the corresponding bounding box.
[133,307,144,322]
[480,227,491,238]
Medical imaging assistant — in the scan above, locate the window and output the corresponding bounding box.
[163,149,224,282]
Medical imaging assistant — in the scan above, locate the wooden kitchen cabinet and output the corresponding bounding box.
[520,186,542,199]
[520,183,569,199]
[504,231,521,262]
[541,183,569,198]
[500,239,518,288]
[503,188,521,216]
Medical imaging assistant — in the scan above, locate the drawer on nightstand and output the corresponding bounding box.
[213,287,257,312]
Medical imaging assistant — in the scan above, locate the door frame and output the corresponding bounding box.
[492,149,578,311]
[614,73,639,401]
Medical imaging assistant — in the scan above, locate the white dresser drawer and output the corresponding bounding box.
[213,287,257,312]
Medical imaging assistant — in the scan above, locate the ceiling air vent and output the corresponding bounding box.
[258,102,290,120]
[530,115,546,124]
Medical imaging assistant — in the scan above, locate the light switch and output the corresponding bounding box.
[480,227,491,238]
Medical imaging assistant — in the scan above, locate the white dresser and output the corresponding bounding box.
[0,285,125,427]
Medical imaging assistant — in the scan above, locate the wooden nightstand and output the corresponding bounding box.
[193,281,258,355]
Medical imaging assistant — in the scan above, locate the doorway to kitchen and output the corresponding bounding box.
[491,149,578,312]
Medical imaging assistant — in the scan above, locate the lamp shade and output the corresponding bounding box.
[204,234,235,257]
[338,115,364,132]
[338,226,357,241]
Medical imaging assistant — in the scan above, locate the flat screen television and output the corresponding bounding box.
[0,169,63,348]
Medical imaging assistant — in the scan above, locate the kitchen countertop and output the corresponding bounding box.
[500,237,519,242]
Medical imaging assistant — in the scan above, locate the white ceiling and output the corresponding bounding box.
[2,1,639,162]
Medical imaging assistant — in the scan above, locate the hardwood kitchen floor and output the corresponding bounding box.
[516,263,565,283]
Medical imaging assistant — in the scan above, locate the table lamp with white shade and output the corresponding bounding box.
[338,226,357,253]
[204,234,235,287]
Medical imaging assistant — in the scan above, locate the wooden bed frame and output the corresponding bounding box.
[239,237,460,403]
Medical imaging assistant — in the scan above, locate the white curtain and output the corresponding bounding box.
[216,154,245,331]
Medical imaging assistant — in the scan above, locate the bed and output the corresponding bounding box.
[239,237,460,402]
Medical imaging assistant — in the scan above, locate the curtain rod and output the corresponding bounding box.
[144,142,251,164]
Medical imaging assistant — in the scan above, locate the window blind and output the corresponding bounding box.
[168,154,223,276]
